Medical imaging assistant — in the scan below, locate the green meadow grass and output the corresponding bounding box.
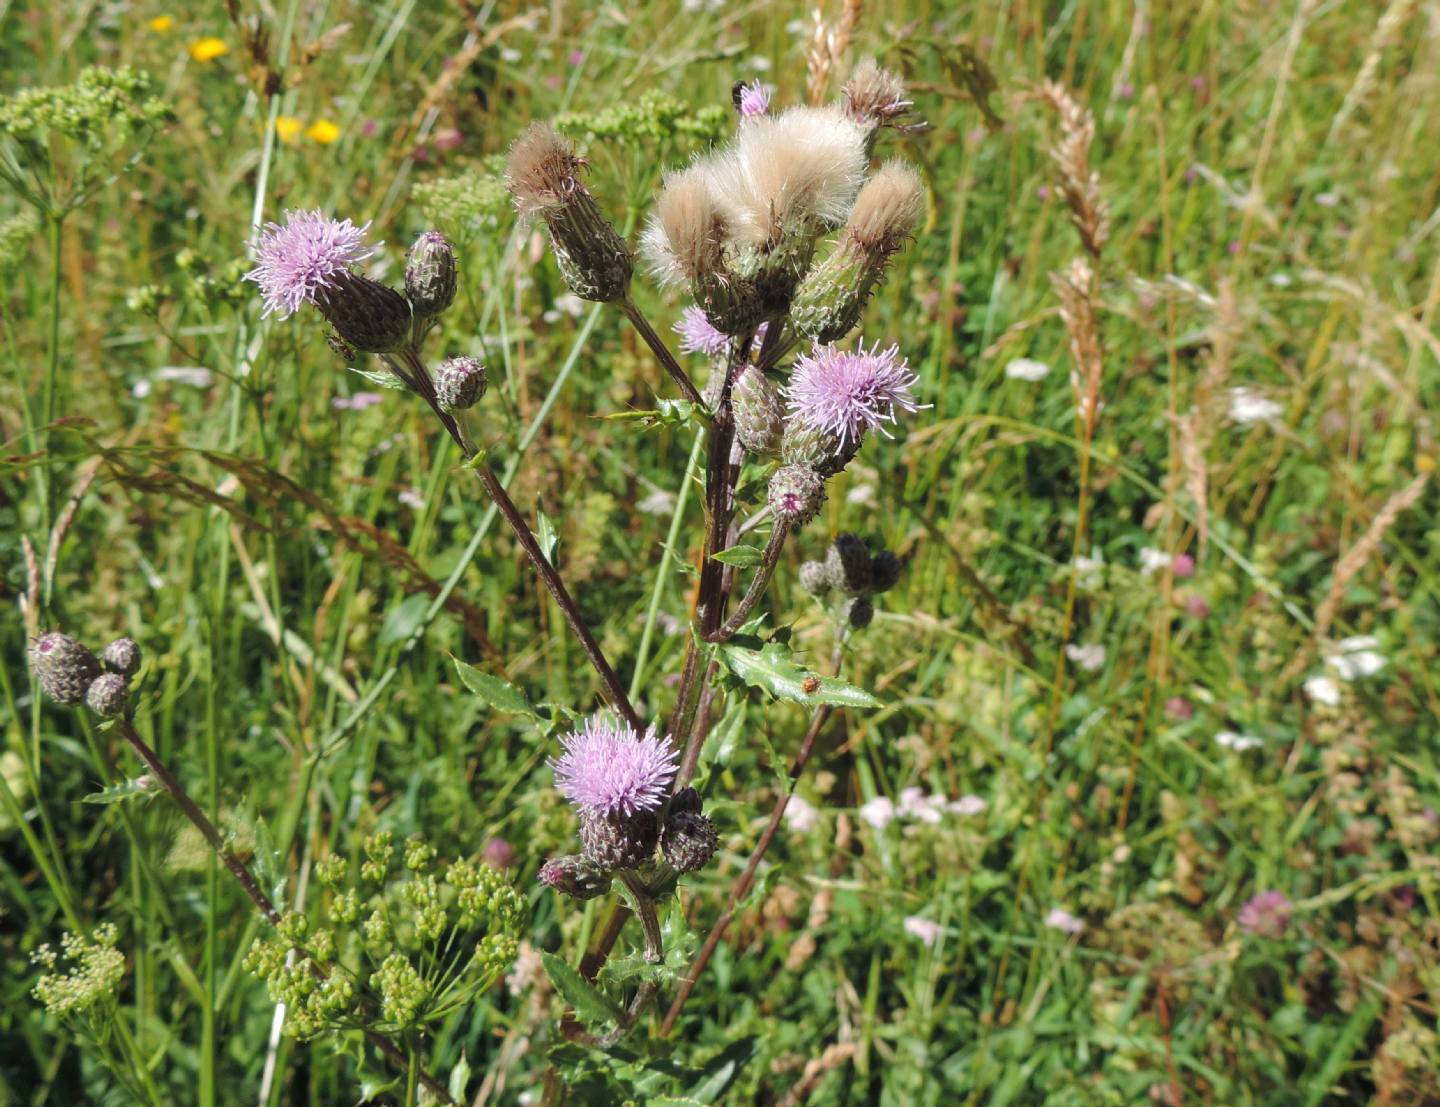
[2,1,1438,1103]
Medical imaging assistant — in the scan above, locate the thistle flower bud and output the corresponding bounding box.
[29,632,101,706]
[799,560,831,596]
[790,162,923,343]
[669,786,703,815]
[102,637,142,678]
[870,550,902,594]
[85,674,129,718]
[579,809,659,870]
[732,366,784,455]
[538,855,612,900]
[825,534,873,596]
[506,123,632,303]
[434,356,487,412]
[661,810,718,873]
[847,597,875,629]
[781,420,859,478]
[768,464,825,527]
[404,231,457,318]
[314,272,413,354]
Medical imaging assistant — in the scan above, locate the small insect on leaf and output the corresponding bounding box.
[801,676,821,694]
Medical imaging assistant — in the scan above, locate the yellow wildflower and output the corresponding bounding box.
[148,15,174,33]
[274,117,303,143]
[305,119,341,145]
[188,37,229,62]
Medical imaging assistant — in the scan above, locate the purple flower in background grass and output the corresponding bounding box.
[1238,890,1291,937]
[550,715,678,817]
[246,209,376,318]
[786,340,922,448]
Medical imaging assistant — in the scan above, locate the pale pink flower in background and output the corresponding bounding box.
[1171,553,1195,578]
[859,796,896,830]
[1004,357,1050,381]
[784,794,820,833]
[737,79,772,118]
[1238,890,1291,937]
[1065,643,1106,672]
[1138,547,1172,575]
[1228,386,1283,426]
[1325,636,1385,681]
[1164,697,1193,721]
[1044,907,1085,935]
[903,916,944,947]
[397,489,426,510]
[898,787,945,824]
[1303,674,1341,706]
[331,391,385,411]
[948,794,987,816]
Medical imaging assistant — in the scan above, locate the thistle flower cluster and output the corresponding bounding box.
[800,534,904,629]
[243,832,524,1040]
[541,717,717,900]
[31,923,126,1020]
[28,631,142,718]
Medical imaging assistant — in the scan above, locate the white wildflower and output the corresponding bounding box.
[1065,643,1106,672]
[948,794,987,816]
[784,794,819,833]
[1303,674,1341,706]
[1004,357,1050,381]
[1044,907,1085,935]
[1216,730,1264,752]
[858,796,896,830]
[903,915,944,947]
[1227,386,1283,426]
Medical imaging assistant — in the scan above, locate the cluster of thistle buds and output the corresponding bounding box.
[28,631,141,718]
[800,533,903,629]
[504,58,926,530]
[246,214,488,415]
[242,831,524,1040]
[539,716,718,901]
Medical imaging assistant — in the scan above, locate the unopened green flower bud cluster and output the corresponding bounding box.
[800,534,904,629]
[31,922,125,1020]
[243,832,524,1040]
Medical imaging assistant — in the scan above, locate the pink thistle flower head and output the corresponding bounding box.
[550,716,678,818]
[246,209,376,319]
[674,305,767,358]
[786,340,922,448]
[1238,890,1291,937]
[736,79,772,118]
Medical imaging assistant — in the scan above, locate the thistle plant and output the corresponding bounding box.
[234,53,924,1064]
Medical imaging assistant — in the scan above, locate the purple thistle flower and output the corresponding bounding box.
[245,209,377,319]
[550,716,678,818]
[786,340,922,448]
[1238,890,1291,937]
[737,80,772,118]
[674,305,767,358]
[674,305,729,357]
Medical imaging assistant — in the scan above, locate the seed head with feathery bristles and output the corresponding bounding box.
[842,59,913,129]
[785,340,922,448]
[845,161,925,254]
[550,716,678,818]
[246,210,377,319]
[641,165,727,287]
[503,123,587,216]
[707,106,868,248]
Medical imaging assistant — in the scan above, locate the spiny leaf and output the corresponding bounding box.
[452,657,538,719]
[82,777,156,805]
[541,952,623,1026]
[716,634,880,708]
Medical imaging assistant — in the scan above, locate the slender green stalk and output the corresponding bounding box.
[39,211,61,546]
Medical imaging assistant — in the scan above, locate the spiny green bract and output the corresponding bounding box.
[243,835,524,1041]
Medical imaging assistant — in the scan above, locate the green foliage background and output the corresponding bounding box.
[2,0,1438,1104]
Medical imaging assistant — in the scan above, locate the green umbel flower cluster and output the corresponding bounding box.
[31,923,125,1019]
[556,91,728,147]
[0,67,170,215]
[243,832,524,1041]
[412,164,510,236]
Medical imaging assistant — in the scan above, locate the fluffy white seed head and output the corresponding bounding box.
[505,123,586,216]
[845,161,924,252]
[842,58,912,126]
[641,164,727,286]
[707,106,868,246]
